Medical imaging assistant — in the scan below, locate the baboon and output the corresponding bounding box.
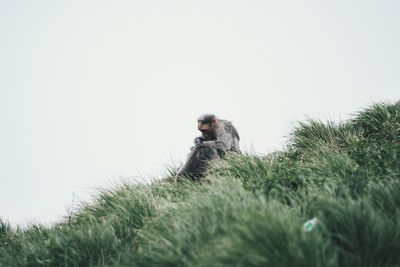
[194,114,241,154]
[176,114,241,181]
[176,143,220,181]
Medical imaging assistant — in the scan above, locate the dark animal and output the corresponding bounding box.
[176,143,219,181]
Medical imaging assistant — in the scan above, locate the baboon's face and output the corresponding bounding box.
[198,121,212,132]
[197,114,216,134]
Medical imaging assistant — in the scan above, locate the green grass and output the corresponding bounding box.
[1,101,400,267]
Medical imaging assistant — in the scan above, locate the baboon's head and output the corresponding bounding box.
[197,114,217,133]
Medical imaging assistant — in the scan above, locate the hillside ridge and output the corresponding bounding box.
[1,101,399,267]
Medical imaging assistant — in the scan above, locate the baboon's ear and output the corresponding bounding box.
[212,117,217,124]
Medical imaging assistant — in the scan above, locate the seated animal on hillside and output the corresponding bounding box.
[176,114,240,181]
[194,114,241,154]
[176,143,220,181]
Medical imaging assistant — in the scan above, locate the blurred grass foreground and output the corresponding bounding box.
[1,101,400,267]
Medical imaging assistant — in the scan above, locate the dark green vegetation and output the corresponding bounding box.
[1,102,400,267]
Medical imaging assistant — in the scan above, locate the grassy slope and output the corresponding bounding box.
[1,102,400,267]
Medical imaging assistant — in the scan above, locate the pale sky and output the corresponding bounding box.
[0,0,399,226]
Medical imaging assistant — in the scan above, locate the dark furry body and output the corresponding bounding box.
[176,143,219,181]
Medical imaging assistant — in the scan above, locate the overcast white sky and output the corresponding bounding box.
[0,0,399,226]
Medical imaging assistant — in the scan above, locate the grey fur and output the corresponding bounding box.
[177,115,241,181]
[196,114,241,154]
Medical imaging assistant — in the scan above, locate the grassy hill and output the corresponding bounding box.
[1,102,400,267]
